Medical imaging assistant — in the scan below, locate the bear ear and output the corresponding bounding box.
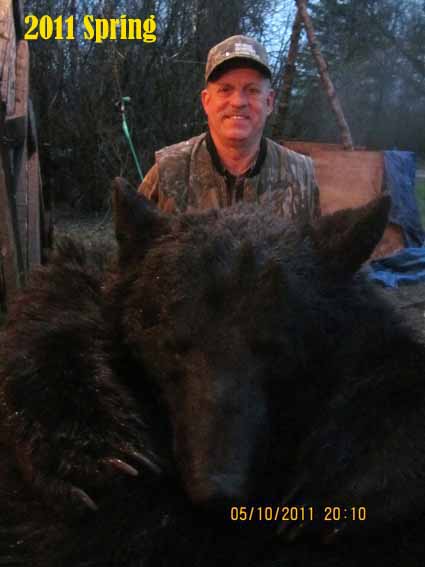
[112,177,170,264]
[311,194,391,278]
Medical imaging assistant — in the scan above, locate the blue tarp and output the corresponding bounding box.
[384,151,424,248]
[368,248,425,288]
[367,151,425,288]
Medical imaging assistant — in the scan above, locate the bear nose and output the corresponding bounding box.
[187,472,247,507]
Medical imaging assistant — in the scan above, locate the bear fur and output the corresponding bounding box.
[0,179,424,566]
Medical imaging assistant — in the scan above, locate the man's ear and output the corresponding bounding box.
[311,195,391,278]
[112,177,170,266]
[266,88,275,117]
[201,88,210,117]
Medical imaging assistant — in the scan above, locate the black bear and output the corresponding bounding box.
[0,178,424,566]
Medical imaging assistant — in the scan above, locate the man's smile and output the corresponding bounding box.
[224,114,250,121]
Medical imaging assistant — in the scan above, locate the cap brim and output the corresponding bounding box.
[206,57,272,83]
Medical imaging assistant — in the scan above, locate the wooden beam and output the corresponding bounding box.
[273,8,303,135]
[0,0,16,118]
[27,150,42,268]
[0,147,22,302]
[4,39,29,144]
[12,0,25,40]
[295,0,354,150]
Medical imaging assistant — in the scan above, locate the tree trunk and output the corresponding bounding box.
[295,0,354,150]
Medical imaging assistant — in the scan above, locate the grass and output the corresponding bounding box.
[54,206,117,252]
[415,180,425,227]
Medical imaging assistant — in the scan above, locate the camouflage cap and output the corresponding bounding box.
[205,35,272,83]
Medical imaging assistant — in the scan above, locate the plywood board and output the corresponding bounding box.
[283,141,401,259]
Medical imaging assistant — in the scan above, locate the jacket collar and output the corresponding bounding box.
[205,131,267,178]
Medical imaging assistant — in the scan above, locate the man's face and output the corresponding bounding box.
[201,67,275,149]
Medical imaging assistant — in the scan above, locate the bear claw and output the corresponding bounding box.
[106,458,139,477]
[131,451,163,476]
[71,486,98,512]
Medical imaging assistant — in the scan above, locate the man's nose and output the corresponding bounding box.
[229,89,248,106]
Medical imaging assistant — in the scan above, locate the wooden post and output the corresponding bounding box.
[274,8,303,134]
[295,0,354,150]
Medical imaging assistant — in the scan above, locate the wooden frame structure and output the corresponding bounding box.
[0,0,51,310]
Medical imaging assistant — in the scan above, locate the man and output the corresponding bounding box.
[139,35,320,222]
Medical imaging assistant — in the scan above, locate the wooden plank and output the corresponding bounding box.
[27,149,41,267]
[0,256,6,309]
[3,38,30,273]
[0,2,16,117]
[10,39,27,113]
[12,0,25,39]
[0,147,21,302]
[27,97,37,155]
[28,100,52,261]
[39,172,53,262]
[283,141,402,259]
[14,141,28,274]
[0,0,13,86]
[283,141,383,213]
[4,40,28,144]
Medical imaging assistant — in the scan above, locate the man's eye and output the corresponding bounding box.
[248,87,261,95]
[218,86,231,93]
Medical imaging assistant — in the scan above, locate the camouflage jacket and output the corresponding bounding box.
[138,133,320,222]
